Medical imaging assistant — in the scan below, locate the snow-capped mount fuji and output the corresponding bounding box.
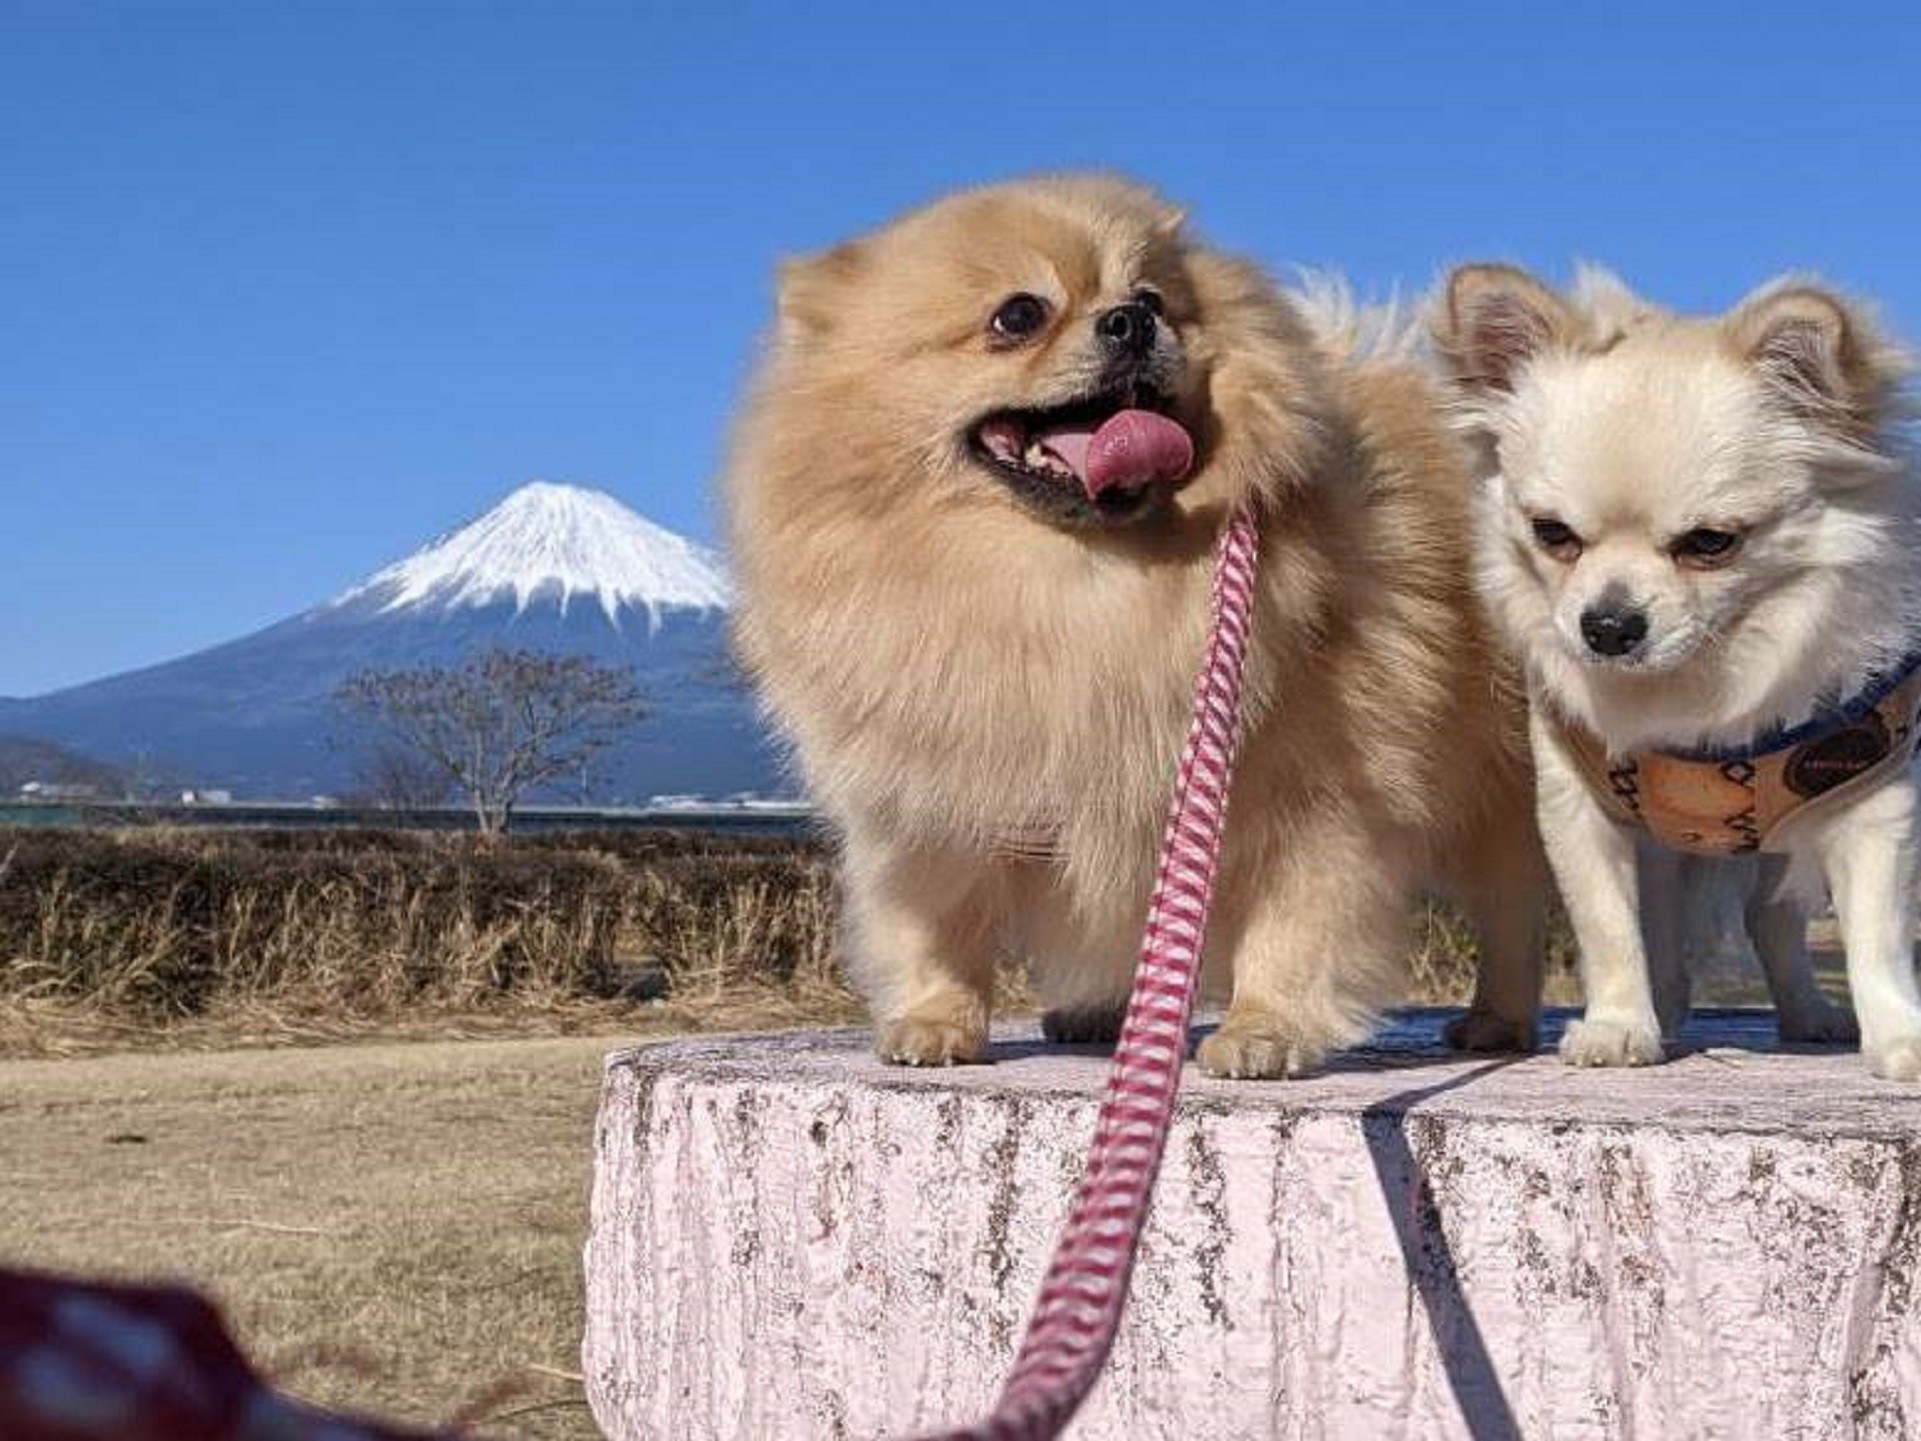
[335,480,733,622]
[0,483,782,801]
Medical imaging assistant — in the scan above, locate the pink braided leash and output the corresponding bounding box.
[920,502,1262,1441]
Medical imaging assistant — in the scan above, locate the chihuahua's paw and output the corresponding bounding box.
[1863,1032,1921,1082]
[1196,1020,1325,1080]
[1041,1003,1126,1046]
[875,1012,988,1067]
[1777,1001,1859,1046]
[1559,1017,1664,1068]
[1443,1009,1538,1054]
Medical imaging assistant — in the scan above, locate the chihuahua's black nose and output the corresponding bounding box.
[1096,301,1157,356]
[1580,602,1649,658]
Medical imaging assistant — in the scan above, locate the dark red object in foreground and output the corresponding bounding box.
[0,1268,444,1441]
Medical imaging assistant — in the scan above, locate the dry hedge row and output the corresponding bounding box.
[0,824,1500,1053]
[0,826,841,1024]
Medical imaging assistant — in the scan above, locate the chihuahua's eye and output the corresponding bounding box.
[989,293,1051,343]
[1530,517,1583,561]
[1133,288,1165,317]
[1672,528,1743,568]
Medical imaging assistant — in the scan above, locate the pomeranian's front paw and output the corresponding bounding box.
[1196,1018,1324,1080]
[1041,1003,1126,1045]
[1777,1001,1860,1046]
[1559,1016,1664,1068]
[875,1010,988,1067]
[1443,1009,1538,1054]
[1863,1032,1921,1081]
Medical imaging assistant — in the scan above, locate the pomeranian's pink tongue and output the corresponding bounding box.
[1038,410,1195,500]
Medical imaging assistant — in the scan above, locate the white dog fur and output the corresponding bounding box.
[1436,263,1921,1079]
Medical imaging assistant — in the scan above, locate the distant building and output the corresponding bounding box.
[18,780,102,801]
[723,791,811,812]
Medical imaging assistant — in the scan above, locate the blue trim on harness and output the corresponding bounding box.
[1658,646,1921,765]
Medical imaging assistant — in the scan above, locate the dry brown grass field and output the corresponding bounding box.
[2,1034,624,1437]
[0,826,875,1436]
[6,824,1819,1437]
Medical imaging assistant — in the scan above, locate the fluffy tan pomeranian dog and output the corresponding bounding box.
[1438,263,1921,1079]
[725,175,1544,1077]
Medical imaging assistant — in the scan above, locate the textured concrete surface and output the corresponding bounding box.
[584,1012,1921,1440]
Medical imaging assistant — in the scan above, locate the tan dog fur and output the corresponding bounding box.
[725,176,1543,1076]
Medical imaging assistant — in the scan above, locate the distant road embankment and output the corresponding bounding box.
[0,800,817,839]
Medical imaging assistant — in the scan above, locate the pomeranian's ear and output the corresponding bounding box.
[1435,264,1578,393]
[776,240,867,341]
[1726,281,1906,424]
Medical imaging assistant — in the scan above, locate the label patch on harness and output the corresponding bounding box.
[1784,714,1893,798]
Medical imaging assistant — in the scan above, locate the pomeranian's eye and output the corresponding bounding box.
[1133,288,1165,317]
[989,293,1051,343]
[1530,517,1583,561]
[1671,528,1743,568]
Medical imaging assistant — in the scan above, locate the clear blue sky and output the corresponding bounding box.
[5,1,1919,695]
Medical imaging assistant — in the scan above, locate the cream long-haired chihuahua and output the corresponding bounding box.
[1438,263,1921,1079]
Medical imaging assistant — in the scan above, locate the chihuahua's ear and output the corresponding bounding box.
[776,240,867,341]
[1436,264,1579,393]
[1726,281,1904,424]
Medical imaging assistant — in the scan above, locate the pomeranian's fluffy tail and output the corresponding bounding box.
[1287,269,1430,365]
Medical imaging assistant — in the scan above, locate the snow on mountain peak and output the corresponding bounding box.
[337,481,732,622]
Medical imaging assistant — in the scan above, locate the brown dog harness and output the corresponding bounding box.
[1552,659,1921,856]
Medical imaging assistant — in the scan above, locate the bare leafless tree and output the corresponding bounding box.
[344,741,455,824]
[335,648,648,834]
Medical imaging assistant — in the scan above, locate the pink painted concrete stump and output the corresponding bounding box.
[583,1011,1921,1441]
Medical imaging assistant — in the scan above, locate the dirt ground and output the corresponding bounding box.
[0,1033,635,1438]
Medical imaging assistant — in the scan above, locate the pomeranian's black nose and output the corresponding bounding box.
[1097,301,1157,355]
[1580,602,1649,658]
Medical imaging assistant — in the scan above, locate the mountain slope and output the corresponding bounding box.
[0,483,782,801]
[0,736,124,794]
